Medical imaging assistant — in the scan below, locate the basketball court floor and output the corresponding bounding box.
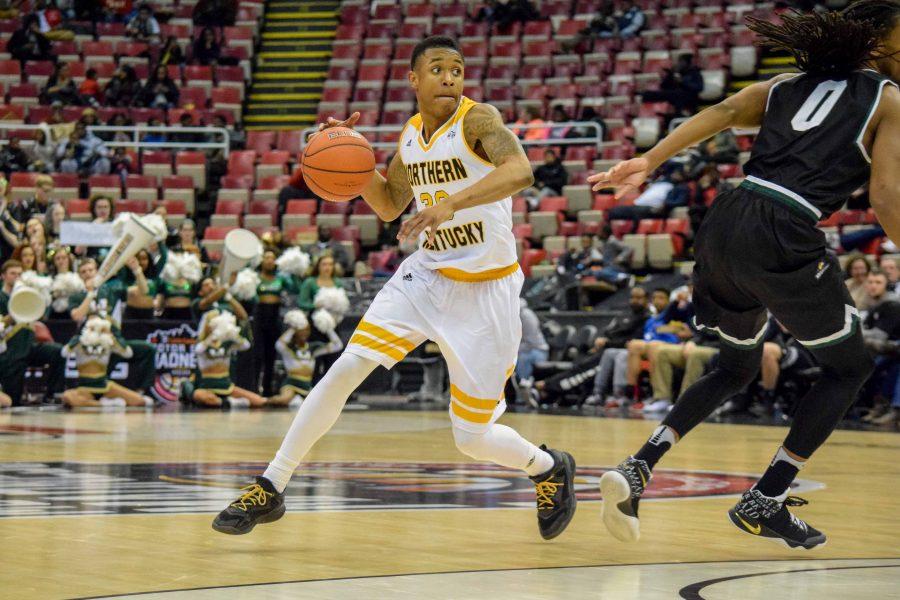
[2,406,898,599]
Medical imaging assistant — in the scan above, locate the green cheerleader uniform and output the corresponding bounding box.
[275,328,343,396]
[193,336,251,397]
[62,334,133,397]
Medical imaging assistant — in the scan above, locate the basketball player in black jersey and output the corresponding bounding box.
[588,1,900,550]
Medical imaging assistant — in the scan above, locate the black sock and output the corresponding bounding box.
[756,460,799,498]
[755,447,805,497]
[633,425,677,470]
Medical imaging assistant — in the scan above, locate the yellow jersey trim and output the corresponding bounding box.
[450,384,500,411]
[349,333,406,362]
[451,400,494,423]
[438,263,520,282]
[459,99,494,167]
[414,97,470,152]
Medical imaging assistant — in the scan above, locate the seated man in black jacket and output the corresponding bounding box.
[531,287,651,406]
[523,149,568,210]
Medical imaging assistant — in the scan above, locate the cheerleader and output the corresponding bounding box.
[182,310,265,408]
[157,250,201,321]
[61,316,152,408]
[245,248,306,396]
[268,309,342,407]
[122,250,158,320]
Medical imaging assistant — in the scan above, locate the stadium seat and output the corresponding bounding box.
[158,199,187,226]
[116,199,149,214]
[276,130,304,155]
[256,151,290,181]
[88,175,122,200]
[253,175,291,201]
[539,196,568,214]
[286,199,318,215]
[622,234,647,268]
[528,211,559,240]
[67,199,91,220]
[248,200,279,224]
[50,173,79,200]
[647,234,675,269]
[227,150,257,178]
[125,175,158,202]
[315,213,346,229]
[184,66,214,93]
[349,214,380,246]
[175,151,206,190]
[563,185,594,214]
[0,60,21,87]
[520,249,547,277]
[161,176,195,214]
[9,172,37,200]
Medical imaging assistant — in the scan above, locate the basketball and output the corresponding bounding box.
[301,127,376,202]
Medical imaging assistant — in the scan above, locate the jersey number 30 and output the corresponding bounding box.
[420,190,449,207]
[790,80,848,132]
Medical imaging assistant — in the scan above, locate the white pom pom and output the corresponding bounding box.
[138,213,168,242]
[313,286,350,316]
[51,272,85,299]
[208,310,241,343]
[283,309,309,331]
[111,212,134,238]
[312,308,337,333]
[276,247,311,277]
[81,316,114,349]
[160,252,185,283]
[230,268,260,301]
[179,252,203,284]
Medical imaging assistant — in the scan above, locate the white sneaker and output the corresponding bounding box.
[583,394,602,406]
[99,397,126,409]
[642,398,672,413]
[141,395,155,408]
[226,396,250,409]
[288,395,304,408]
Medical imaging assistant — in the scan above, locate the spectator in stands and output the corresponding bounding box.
[34,0,74,41]
[27,127,57,172]
[141,117,167,143]
[79,68,103,107]
[475,0,537,29]
[523,149,568,209]
[572,0,616,47]
[192,0,237,27]
[560,234,603,275]
[547,106,572,140]
[139,65,180,108]
[859,265,897,311]
[110,147,134,181]
[49,244,75,275]
[567,106,606,143]
[25,217,49,261]
[126,3,161,43]
[11,174,53,224]
[881,257,900,292]
[615,0,645,38]
[516,298,548,385]
[303,225,351,275]
[43,62,82,106]
[606,164,679,223]
[172,113,204,143]
[643,53,704,117]
[597,222,633,271]
[8,14,54,63]
[297,253,344,312]
[58,139,80,173]
[171,219,211,265]
[43,201,66,245]
[0,193,20,263]
[159,36,185,66]
[90,193,114,224]
[512,106,549,141]
[278,166,311,211]
[845,254,872,309]
[861,270,900,426]
[12,243,47,274]
[192,27,221,66]
[645,328,719,413]
[0,137,30,176]
[58,121,111,175]
[104,66,142,108]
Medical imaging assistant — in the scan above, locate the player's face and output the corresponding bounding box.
[410,48,464,118]
[876,18,900,83]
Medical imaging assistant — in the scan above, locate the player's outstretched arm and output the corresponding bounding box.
[869,86,900,244]
[398,103,533,244]
[588,73,797,196]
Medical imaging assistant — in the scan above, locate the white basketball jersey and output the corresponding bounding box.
[398,96,518,281]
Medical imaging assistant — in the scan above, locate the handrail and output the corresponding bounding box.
[0,123,231,156]
[300,121,605,152]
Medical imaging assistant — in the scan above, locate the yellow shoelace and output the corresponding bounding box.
[231,484,273,511]
[534,480,562,510]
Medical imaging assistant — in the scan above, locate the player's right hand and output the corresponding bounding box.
[587,157,651,198]
[317,112,360,132]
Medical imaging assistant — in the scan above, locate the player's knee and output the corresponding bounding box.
[820,349,874,385]
[452,427,491,460]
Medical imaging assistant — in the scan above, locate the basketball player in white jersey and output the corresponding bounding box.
[213,36,577,540]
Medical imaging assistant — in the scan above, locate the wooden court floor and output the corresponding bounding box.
[1,407,898,599]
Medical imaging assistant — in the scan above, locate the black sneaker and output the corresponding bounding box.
[599,456,651,542]
[728,489,826,549]
[529,446,577,540]
[212,476,286,535]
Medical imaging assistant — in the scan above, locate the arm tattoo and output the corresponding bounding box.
[386,153,414,212]
[463,104,526,165]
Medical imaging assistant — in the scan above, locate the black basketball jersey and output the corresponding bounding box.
[742,69,897,222]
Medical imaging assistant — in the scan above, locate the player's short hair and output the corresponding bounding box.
[410,36,463,70]
[1,259,22,274]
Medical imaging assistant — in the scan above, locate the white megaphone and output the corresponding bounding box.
[219,228,261,285]
[8,286,47,323]
[94,214,157,286]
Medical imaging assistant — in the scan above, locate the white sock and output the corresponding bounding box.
[452,423,555,476]
[263,353,377,493]
[648,425,678,447]
[772,446,806,470]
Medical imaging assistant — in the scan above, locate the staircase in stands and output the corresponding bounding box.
[244,0,339,130]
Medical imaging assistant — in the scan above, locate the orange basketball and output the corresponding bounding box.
[301,127,376,202]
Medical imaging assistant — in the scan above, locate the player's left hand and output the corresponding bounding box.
[587,157,651,197]
[397,202,455,246]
